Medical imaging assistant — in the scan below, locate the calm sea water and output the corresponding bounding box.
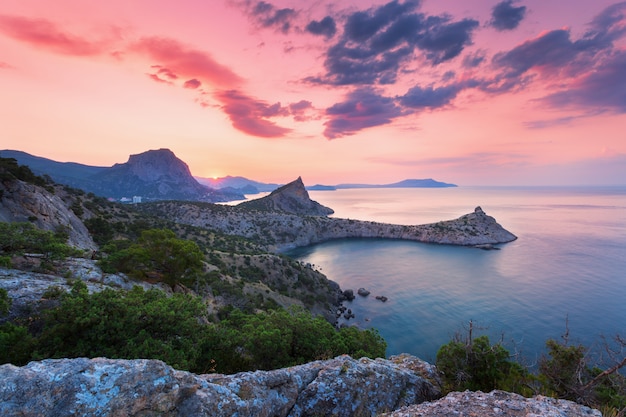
[286,186,626,363]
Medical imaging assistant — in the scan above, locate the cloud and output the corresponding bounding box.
[398,83,464,109]
[242,1,297,33]
[489,0,527,31]
[323,88,405,139]
[462,50,486,68]
[306,16,337,38]
[132,37,243,88]
[307,0,479,86]
[540,49,626,113]
[0,61,13,69]
[183,78,202,89]
[214,90,291,137]
[289,100,317,121]
[0,14,106,56]
[486,2,626,113]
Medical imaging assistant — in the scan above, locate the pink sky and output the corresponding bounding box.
[1,0,625,185]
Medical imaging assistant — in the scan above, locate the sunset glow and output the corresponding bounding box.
[1,0,625,185]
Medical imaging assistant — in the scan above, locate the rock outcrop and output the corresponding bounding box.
[238,177,334,216]
[0,178,96,251]
[0,355,441,417]
[384,390,601,417]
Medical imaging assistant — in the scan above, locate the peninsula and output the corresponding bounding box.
[137,177,516,252]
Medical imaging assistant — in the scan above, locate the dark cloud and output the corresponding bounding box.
[492,29,578,78]
[323,88,405,139]
[248,1,296,33]
[0,14,105,56]
[344,0,420,43]
[416,18,479,64]
[540,49,626,113]
[462,50,486,68]
[398,84,463,108]
[183,78,201,89]
[215,90,291,138]
[307,0,479,86]
[489,0,527,31]
[306,16,337,38]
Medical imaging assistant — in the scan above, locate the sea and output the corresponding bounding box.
[284,186,626,363]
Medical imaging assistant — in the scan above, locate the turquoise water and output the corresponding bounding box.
[287,186,626,363]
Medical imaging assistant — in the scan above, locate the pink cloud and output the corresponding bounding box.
[132,37,243,88]
[215,89,291,138]
[0,61,13,69]
[0,14,105,56]
[184,78,201,89]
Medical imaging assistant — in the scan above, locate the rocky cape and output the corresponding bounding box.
[0,356,600,417]
[139,178,517,252]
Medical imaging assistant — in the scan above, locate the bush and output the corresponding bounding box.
[36,281,207,371]
[0,222,75,259]
[436,322,530,393]
[99,229,204,287]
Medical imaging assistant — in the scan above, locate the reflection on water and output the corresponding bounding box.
[287,186,626,362]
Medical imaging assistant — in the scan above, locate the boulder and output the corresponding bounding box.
[383,390,601,417]
[358,288,370,296]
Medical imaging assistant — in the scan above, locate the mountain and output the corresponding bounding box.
[0,150,106,190]
[237,177,334,216]
[328,178,457,189]
[195,175,281,193]
[0,149,243,202]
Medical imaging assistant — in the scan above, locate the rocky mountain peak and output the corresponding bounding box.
[238,177,334,216]
[123,148,192,182]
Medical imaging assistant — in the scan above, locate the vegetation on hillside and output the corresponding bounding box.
[0,281,386,374]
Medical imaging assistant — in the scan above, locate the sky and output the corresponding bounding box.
[1,0,625,186]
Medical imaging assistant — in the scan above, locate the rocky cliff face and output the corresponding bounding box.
[238,177,334,216]
[0,356,599,417]
[0,178,96,251]
[0,355,440,417]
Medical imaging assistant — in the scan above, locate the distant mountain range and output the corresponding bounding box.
[1,149,457,203]
[0,149,244,203]
[307,178,457,190]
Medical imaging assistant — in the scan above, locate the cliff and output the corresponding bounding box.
[0,177,96,251]
[238,177,334,216]
[0,356,599,417]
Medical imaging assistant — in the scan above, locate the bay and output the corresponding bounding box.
[286,186,626,363]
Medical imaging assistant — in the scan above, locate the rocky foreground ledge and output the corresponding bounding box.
[0,355,599,417]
